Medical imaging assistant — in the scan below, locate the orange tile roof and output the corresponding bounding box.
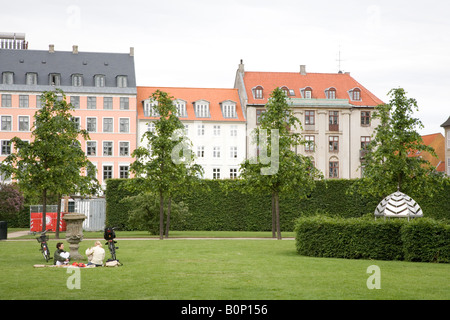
[137,86,245,122]
[243,71,384,106]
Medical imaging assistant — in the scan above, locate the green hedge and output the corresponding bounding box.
[294,216,450,263]
[105,178,450,231]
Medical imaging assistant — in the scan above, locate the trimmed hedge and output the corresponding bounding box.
[294,216,450,263]
[105,178,449,232]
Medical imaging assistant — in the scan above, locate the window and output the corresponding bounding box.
[103,165,113,181]
[230,125,237,137]
[86,118,97,132]
[18,116,29,131]
[26,73,37,85]
[213,146,221,158]
[147,122,155,133]
[103,118,113,133]
[230,168,238,179]
[1,140,11,155]
[49,73,61,86]
[94,75,105,87]
[103,142,113,156]
[19,95,29,108]
[222,102,237,118]
[213,125,221,136]
[305,135,315,152]
[351,88,361,101]
[2,72,13,84]
[36,95,43,109]
[256,109,266,125]
[2,94,11,107]
[326,88,336,99]
[175,100,187,118]
[305,111,315,125]
[87,97,97,109]
[72,74,83,87]
[119,118,129,133]
[143,100,159,117]
[197,124,204,136]
[1,116,12,131]
[120,97,129,110]
[71,117,80,130]
[254,86,263,99]
[119,142,130,156]
[86,141,97,156]
[329,136,339,152]
[116,75,128,88]
[302,87,312,99]
[70,96,80,109]
[195,102,210,118]
[103,97,113,109]
[197,146,205,158]
[361,111,371,126]
[213,168,220,179]
[329,111,339,131]
[281,87,290,96]
[360,136,370,159]
[119,165,129,179]
[329,161,339,178]
[230,146,237,158]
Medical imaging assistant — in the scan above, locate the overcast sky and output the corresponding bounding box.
[1,0,449,135]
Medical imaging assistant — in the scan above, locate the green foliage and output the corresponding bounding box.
[401,218,450,263]
[295,216,449,263]
[0,183,24,220]
[353,88,445,198]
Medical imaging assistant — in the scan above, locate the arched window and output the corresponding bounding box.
[302,87,312,99]
[352,88,361,101]
[254,86,263,99]
[326,87,336,99]
[281,86,290,96]
[329,157,339,178]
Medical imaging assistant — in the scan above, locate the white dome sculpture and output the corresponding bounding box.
[374,190,423,221]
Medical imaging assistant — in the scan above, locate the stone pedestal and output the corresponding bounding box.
[63,213,86,260]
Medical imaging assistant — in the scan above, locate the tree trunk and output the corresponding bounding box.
[165,196,171,238]
[55,194,61,239]
[159,191,164,240]
[42,189,47,232]
[271,193,276,238]
[274,191,281,240]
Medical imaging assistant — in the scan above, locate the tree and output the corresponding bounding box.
[129,90,202,239]
[239,87,323,239]
[353,88,445,199]
[0,183,24,221]
[1,89,100,234]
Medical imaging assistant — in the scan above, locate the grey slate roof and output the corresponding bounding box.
[0,48,136,94]
[441,116,450,128]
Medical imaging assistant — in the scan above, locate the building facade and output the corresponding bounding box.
[234,61,384,179]
[137,87,246,179]
[0,43,137,188]
[441,116,450,175]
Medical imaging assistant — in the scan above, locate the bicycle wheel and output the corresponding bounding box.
[42,244,50,262]
[109,242,116,260]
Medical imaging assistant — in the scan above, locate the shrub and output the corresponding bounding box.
[401,218,450,263]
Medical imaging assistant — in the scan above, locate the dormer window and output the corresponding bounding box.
[194,100,210,118]
[143,99,159,117]
[2,72,14,85]
[301,87,313,99]
[350,88,361,101]
[254,86,263,99]
[281,86,289,96]
[26,73,37,85]
[221,100,237,118]
[49,73,61,86]
[94,75,106,87]
[174,99,187,118]
[326,87,336,99]
[116,75,128,88]
[72,74,83,87]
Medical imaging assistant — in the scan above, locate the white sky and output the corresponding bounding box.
[2,0,449,135]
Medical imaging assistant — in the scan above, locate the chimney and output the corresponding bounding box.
[72,45,78,54]
[300,65,306,75]
[238,59,244,73]
[49,44,55,53]
[129,47,134,57]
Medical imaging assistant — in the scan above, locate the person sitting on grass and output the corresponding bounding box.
[85,241,105,267]
[54,242,70,266]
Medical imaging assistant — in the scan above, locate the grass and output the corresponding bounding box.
[1,233,449,300]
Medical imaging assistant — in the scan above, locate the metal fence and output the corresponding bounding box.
[61,198,106,231]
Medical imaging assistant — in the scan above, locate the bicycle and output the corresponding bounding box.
[104,227,119,261]
[36,229,52,262]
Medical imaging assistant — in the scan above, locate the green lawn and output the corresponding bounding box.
[1,235,448,300]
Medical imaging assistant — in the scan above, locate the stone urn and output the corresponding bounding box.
[63,213,86,260]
